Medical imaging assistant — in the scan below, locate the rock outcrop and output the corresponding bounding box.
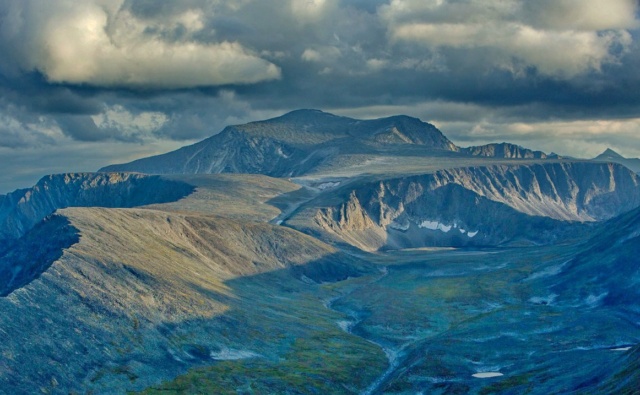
[461,142,547,159]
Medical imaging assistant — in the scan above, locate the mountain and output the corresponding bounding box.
[461,142,547,159]
[593,148,640,173]
[288,162,639,251]
[100,109,458,176]
[3,110,640,394]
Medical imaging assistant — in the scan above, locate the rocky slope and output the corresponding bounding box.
[290,162,640,250]
[99,109,459,176]
[0,173,194,242]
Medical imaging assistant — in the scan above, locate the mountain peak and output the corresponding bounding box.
[270,109,348,123]
[596,148,624,159]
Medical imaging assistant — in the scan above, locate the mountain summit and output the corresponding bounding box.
[595,148,625,160]
[99,110,557,177]
[593,148,640,173]
[99,110,458,176]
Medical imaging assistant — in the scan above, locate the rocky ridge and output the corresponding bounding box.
[461,142,547,159]
[293,162,640,250]
[0,173,194,242]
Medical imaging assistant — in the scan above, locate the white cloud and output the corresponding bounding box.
[438,118,640,158]
[301,46,341,62]
[92,105,168,139]
[0,108,63,148]
[8,0,281,88]
[290,0,335,21]
[381,0,638,78]
[524,0,640,31]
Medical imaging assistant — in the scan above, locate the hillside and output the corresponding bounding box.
[0,206,373,393]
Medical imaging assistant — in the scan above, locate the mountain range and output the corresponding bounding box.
[1,109,640,394]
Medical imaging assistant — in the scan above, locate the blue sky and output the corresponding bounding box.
[1,0,640,192]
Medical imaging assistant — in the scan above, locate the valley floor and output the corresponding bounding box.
[140,245,638,395]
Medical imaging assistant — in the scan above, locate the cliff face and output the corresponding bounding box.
[430,162,640,221]
[0,173,194,241]
[311,162,640,250]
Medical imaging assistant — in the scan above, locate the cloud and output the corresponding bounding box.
[92,105,168,139]
[1,0,281,89]
[0,102,63,148]
[438,117,640,158]
[381,0,637,78]
[523,0,639,31]
[1,0,640,193]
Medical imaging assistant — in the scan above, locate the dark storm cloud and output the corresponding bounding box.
[56,115,119,143]
[0,0,640,192]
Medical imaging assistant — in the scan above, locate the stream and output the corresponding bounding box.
[322,266,411,395]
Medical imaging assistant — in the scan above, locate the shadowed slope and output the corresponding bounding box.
[0,206,374,393]
[0,215,79,296]
[550,204,640,309]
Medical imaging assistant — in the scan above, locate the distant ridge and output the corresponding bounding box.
[461,142,547,159]
[99,109,557,176]
[99,109,459,176]
[593,148,640,173]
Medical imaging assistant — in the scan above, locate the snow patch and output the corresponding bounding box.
[210,348,260,360]
[419,220,452,233]
[611,347,632,351]
[467,230,479,238]
[317,181,341,190]
[275,146,290,158]
[337,320,355,332]
[526,261,567,281]
[473,372,503,378]
[585,292,608,307]
[389,220,410,231]
[529,294,557,305]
